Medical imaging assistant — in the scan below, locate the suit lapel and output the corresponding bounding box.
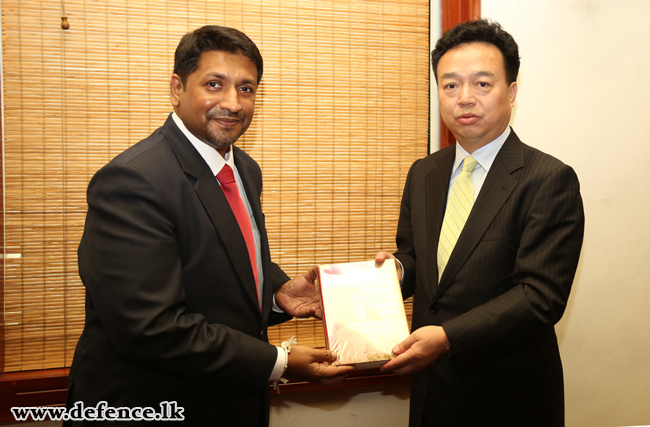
[425,148,455,299]
[161,116,262,313]
[434,131,525,300]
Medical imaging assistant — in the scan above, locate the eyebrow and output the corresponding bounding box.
[440,71,496,80]
[205,72,257,86]
[240,78,257,86]
[206,72,226,80]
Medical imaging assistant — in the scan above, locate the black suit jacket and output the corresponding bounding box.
[66,115,291,426]
[395,129,584,427]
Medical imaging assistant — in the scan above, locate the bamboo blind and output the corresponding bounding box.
[1,0,429,372]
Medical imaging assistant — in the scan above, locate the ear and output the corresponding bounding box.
[508,81,518,107]
[170,74,183,108]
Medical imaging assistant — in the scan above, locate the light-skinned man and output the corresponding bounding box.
[377,20,584,427]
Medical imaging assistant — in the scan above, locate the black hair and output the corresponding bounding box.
[431,19,520,85]
[174,25,263,86]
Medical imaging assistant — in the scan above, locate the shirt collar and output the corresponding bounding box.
[453,126,511,173]
[171,111,234,176]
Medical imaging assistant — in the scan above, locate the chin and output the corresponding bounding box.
[208,132,243,147]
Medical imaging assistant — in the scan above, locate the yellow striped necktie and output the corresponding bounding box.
[437,155,478,280]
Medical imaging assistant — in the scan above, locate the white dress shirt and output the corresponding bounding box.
[447,126,511,202]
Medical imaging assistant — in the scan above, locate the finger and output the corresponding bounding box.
[374,251,392,263]
[306,301,321,314]
[319,364,355,378]
[391,333,418,356]
[391,364,414,376]
[379,361,393,372]
[379,358,400,372]
[304,265,319,283]
[311,349,338,363]
[379,351,410,372]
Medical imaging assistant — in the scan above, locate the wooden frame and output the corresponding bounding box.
[1,51,4,377]
[439,0,482,148]
[0,0,480,423]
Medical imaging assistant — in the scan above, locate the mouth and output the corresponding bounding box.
[208,111,246,128]
[457,113,479,125]
[213,118,242,128]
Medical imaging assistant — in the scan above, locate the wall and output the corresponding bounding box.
[482,1,650,426]
[270,384,409,427]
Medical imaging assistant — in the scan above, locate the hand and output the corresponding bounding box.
[374,251,403,280]
[379,326,450,375]
[275,266,322,319]
[285,346,356,386]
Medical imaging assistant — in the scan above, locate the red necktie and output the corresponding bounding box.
[217,165,259,307]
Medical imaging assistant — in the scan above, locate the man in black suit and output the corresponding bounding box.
[377,20,584,426]
[66,25,353,426]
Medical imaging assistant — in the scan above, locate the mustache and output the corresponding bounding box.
[207,110,246,122]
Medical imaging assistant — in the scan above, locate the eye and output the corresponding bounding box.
[444,83,457,90]
[477,82,490,88]
[207,81,222,89]
[239,86,256,96]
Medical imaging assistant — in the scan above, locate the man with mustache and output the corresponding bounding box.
[66,25,353,426]
[376,20,584,426]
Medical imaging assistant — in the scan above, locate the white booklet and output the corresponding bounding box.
[318,260,409,368]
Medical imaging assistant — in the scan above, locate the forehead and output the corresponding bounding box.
[437,42,506,78]
[193,50,258,82]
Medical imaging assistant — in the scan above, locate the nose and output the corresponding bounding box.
[220,86,242,113]
[458,85,476,107]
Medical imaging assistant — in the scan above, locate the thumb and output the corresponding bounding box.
[304,265,319,283]
[392,334,417,356]
[311,348,338,364]
[375,251,393,263]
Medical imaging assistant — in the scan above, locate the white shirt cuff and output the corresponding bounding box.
[268,346,287,382]
[272,293,284,313]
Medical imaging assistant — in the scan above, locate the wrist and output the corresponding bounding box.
[441,326,451,357]
[272,336,296,392]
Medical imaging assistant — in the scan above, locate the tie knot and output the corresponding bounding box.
[461,155,478,174]
[217,164,236,185]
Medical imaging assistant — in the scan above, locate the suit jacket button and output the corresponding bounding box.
[429,304,439,314]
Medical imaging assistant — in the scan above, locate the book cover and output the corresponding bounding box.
[318,260,409,368]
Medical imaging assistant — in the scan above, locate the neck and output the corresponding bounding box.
[456,140,485,154]
[216,145,231,159]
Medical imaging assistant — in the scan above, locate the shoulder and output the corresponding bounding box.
[500,130,576,178]
[109,126,175,169]
[89,124,185,198]
[500,134,581,199]
[409,144,455,176]
[518,139,566,168]
[521,143,577,184]
[402,145,455,191]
